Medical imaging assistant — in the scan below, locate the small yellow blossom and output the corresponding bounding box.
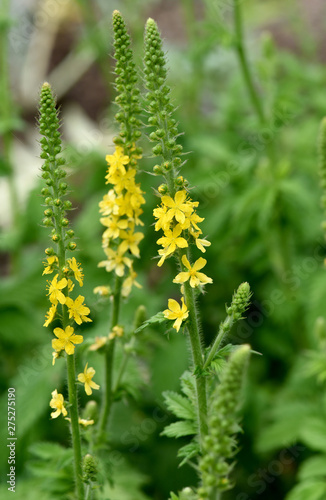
[118,228,144,257]
[106,146,129,174]
[99,248,132,277]
[182,211,204,231]
[157,225,188,266]
[47,274,67,305]
[65,295,92,325]
[42,256,58,275]
[93,286,111,296]
[67,257,84,287]
[101,215,129,240]
[52,351,59,365]
[173,255,213,288]
[65,417,95,427]
[67,279,75,292]
[78,363,100,396]
[153,205,170,231]
[121,267,142,297]
[52,325,83,355]
[161,190,193,224]
[195,237,211,253]
[163,297,189,332]
[44,303,57,327]
[108,325,124,340]
[99,189,119,216]
[50,389,67,418]
[89,336,107,351]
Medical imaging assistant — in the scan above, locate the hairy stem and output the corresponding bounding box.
[98,275,122,437]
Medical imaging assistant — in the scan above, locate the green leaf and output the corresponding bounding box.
[177,442,200,466]
[180,371,196,403]
[298,455,326,481]
[134,311,166,334]
[163,391,196,421]
[285,480,326,500]
[300,418,326,452]
[161,420,196,438]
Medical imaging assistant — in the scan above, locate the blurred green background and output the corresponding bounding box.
[2,0,326,498]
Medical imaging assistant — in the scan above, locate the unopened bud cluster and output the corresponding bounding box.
[198,345,251,499]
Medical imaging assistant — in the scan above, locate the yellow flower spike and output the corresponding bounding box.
[78,363,100,396]
[44,303,57,327]
[42,255,58,275]
[163,297,189,332]
[173,255,213,288]
[161,190,193,224]
[67,257,84,287]
[156,225,188,265]
[65,295,92,325]
[49,389,67,418]
[108,325,124,340]
[47,274,67,305]
[52,325,83,355]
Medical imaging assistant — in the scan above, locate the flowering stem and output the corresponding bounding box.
[182,272,208,441]
[233,0,265,125]
[98,275,122,437]
[67,354,84,500]
[204,319,233,372]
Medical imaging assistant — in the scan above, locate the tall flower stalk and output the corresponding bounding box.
[143,18,214,445]
[96,10,144,439]
[39,82,98,500]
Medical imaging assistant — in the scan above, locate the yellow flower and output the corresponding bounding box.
[47,274,67,305]
[118,229,144,257]
[89,336,107,351]
[78,363,100,396]
[65,417,95,427]
[108,325,124,340]
[52,351,59,365]
[173,255,213,288]
[99,248,132,277]
[42,256,58,275]
[44,303,57,327]
[67,257,84,287]
[163,297,189,332]
[195,237,211,253]
[182,211,204,231]
[157,225,188,266]
[52,325,83,355]
[101,215,129,240]
[121,267,142,297]
[49,389,67,418]
[99,189,119,216]
[106,146,129,174]
[93,286,111,296]
[65,295,92,325]
[161,190,193,224]
[153,205,170,231]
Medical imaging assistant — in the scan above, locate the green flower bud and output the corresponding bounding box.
[231,282,251,319]
[45,247,55,256]
[153,165,163,175]
[52,234,60,242]
[82,454,97,483]
[66,229,74,238]
[133,305,146,330]
[67,242,77,251]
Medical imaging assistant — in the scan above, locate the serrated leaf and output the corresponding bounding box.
[162,420,196,438]
[298,455,326,481]
[163,391,196,421]
[29,441,69,460]
[177,442,200,466]
[180,371,196,403]
[300,418,326,452]
[134,311,166,334]
[285,480,326,500]
[210,358,227,374]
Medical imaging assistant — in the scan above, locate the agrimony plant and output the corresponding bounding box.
[39,82,99,500]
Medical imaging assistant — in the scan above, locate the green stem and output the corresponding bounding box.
[98,275,122,438]
[67,354,84,500]
[203,315,234,371]
[233,0,265,125]
[182,262,208,442]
